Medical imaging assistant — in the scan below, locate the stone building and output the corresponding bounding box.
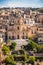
[35,14,43,43]
[0,8,43,43]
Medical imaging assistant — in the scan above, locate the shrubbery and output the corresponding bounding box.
[2,40,43,65]
[2,45,10,55]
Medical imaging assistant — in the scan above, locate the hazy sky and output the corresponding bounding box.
[0,0,43,8]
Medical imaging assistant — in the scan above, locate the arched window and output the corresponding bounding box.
[17,35,19,39]
[17,27,19,30]
[9,36,11,39]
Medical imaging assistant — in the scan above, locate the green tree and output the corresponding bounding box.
[10,42,16,50]
[2,45,10,55]
[5,56,16,65]
[37,44,43,53]
[28,39,37,51]
[29,56,35,64]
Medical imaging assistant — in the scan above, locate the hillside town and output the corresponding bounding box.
[0,8,43,65]
[0,8,43,43]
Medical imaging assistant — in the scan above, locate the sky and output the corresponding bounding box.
[0,0,43,8]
